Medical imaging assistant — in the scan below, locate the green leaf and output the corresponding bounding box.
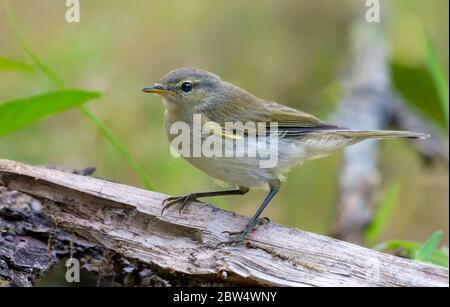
[432,247,449,268]
[414,231,444,263]
[423,28,449,128]
[0,90,101,137]
[374,240,420,256]
[0,56,31,71]
[391,63,446,130]
[365,182,400,245]
[375,234,449,268]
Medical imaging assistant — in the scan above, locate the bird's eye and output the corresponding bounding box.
[181,82,193,92]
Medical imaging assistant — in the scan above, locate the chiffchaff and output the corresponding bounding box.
[143,68,428,245]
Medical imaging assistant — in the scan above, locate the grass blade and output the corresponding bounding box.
[80,106,155,190]
[431,247,449,268]
[0,56,31,71]
[4,1,154,190]
[0,90,101,137]
[423,28,449,128]
[414,231,444,263]
[375,236,449,268]
[4,1,65,88]
[365,182,400,245]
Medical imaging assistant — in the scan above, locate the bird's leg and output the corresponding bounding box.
[218,181,280,246]
[161,186,249,215]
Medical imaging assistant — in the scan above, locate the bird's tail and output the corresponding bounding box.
[330,130,430,141]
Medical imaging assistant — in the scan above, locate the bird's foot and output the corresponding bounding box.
[217,217,270,247]
[161,193,200,215]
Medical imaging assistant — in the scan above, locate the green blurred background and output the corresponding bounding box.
[0,0,448,248]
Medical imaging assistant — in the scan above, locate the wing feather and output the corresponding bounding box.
[197,89,344,138]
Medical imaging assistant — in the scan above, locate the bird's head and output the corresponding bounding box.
[143,68,224,109]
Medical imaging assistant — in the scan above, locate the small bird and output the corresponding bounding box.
[143,68,428,245]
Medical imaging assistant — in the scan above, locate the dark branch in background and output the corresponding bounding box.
[388,97,449,163]
[331,17,448,244]
[0,160,448,287]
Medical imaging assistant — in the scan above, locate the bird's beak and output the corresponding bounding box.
[142,84,176,96]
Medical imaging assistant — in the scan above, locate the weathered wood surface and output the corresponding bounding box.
[0,186,177,287]
[0,159,448,287]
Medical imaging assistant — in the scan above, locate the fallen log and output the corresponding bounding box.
[0,159,448,287]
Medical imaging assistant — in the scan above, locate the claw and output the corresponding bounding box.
[178,196,192,215]
[221,230,240,236]
[216,235,246,247]
[217,217,270,247]
[160,194,198,215]
[162,197,173,205]
[161,198,178,215]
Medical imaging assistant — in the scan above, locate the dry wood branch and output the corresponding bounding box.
[331,17,447,244]
[0,159,448,287]
[331,20,391,243]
